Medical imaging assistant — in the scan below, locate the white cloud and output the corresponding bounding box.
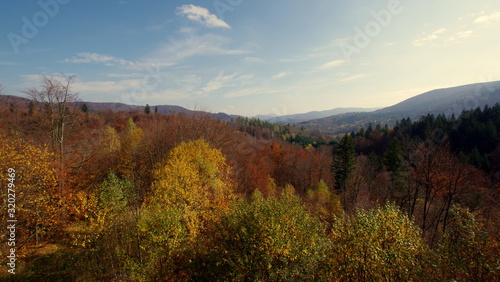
[63,52,152,68]
[272,72,290,80]
[413,28,447,46]
[445,30,474,44]
[202,73,254,93]
[202,73,237,93]
[224,87,280,98]
[176,4,230,29]
[336,74,368,84]
[474,11,500,24]
[146,33,248,65]
[317,59,346,70]
[73,79,141,93]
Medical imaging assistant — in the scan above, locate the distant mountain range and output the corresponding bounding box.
[259,108,379,125]
[0,95,238,121]
[298,81,500,135]
[2,80,499,136]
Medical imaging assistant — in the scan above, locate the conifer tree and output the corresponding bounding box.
[333,134,356,199]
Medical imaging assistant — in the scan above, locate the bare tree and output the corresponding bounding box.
[23,75,79,185]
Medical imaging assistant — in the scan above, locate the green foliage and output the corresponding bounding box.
[194,187,330,281]
[129,208,187,281]
[437,205,500,281]
[81,103,88,113]
[329,203,427,281]
[96,172,134,226]
[306,180,343,222]
[333,134,356,193]
[384,138,404,173]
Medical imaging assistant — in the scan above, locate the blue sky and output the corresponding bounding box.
[1,0,500,116]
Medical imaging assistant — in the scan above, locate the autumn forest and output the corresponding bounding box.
[1,75,499,281]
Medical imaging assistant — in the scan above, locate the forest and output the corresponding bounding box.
[0,76,499,281]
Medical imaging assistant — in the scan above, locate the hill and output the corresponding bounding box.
[300,81,500,136]
[265,107,379,124]
[0,94,238,121]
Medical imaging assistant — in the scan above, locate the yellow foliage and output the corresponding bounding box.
[306,180,343,222]
[0,136,62,247]
[101,125,121,153]
[117,118,143,178]
[147,138,235,239]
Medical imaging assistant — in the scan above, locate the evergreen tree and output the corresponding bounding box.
[81,103,88,113]
[144,104,151,114]
[333,134,356,198]
[154,105,158,114]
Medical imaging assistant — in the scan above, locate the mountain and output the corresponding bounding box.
[374,81,500,117]
[0,95,239,121]
[300,81,500,136]
[262,108,379,124]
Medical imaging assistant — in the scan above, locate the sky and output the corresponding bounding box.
[1,0,500,117]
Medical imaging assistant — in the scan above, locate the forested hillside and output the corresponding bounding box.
[0,77,499,280]
[299,81,500,135]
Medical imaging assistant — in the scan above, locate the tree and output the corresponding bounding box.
[305,180,342,223]
[154,105,158,114]
[81,103,89,113]
[116,118,143,179]
[437,205,500,281]
[195,187,329,281]
[384,138,408,202]
[146,138,235,240]
[410,141,483,243]
[96,172,134,227]
[0,137,62,247]
[144,104,151,114]
[333,134,356,206]
[101,126,121,154]
[329,204,427,280]
[23,75,79,164]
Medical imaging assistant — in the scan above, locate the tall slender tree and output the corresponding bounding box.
[23,74,79,193]
[333,134,356,206]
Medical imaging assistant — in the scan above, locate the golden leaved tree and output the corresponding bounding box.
[0,136,62,247]
[145,138,236,239]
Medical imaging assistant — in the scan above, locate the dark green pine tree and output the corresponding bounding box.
[144,104,151,114]
[383,138,406,200]
[333,134,356,196]
[81,103,89,113]
[154,105,158,114]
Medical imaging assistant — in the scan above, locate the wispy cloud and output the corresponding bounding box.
[272,72,290,80]
[63,52,152,67]
[413,28,447,46]
[317,59,346,70]
[224,87,280,98]
[145,33,248,65]
[202,73,254,93]
[413,26,476,47]
[73,79,142,93]
[176,4,230,29]
[474,11,500,24]
[445,30,474,44]
[335,74,368,84]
